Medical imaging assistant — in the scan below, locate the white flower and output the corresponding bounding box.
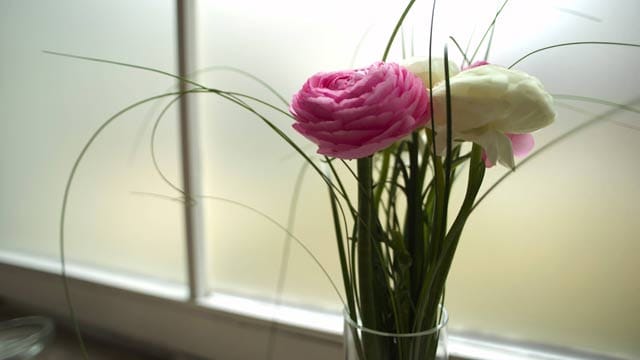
[400,57,460,89]
[430,64,555,168]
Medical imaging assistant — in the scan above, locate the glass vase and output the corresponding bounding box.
[0,316,54,359]
[343,308,448,360]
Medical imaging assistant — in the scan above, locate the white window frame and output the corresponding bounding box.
[0,251,622,360]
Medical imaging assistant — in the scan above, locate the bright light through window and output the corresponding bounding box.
[194,0,640,358]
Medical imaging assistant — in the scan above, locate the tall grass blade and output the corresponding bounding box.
[382,0,418,61]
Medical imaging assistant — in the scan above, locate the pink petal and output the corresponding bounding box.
[463,60,490,70]
[290,62,429,159]
[507,133,535,157]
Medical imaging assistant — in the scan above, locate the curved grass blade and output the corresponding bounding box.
[223,91,292,120]
[382,0,418,62]
[266,162,309,360]
[555,7,602,22]
[193,65,289,106]
[609,120,640,132]
[147,85,355,216]
[325,166,355,306]
[143,89,358,311]
[213,91,355,214]
[448,36,471,66]
[509,42,640,69]
[200,195,347,307]
[59,89,208,360]
[47,52,351,211]
[151,94,189,194]
[427,0,439,233]
[142,86,358,260]
[468,0,511,64]
[146,89,296,197]
[47,51,293,169]
[146,105,356,314]
[443,44,453,217]
[211,90,360,307]
[130,191,347,307]
[483,14,497,61]
[129,65,291,165]
[553,94,640,114]
[43,50,207,89]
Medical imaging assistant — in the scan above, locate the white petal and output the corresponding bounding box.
[430,65,554,168]
[463,129,516,169]
[400,57,460,89]
[431,65,555,134]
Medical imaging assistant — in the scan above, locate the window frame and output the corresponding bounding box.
[0,250,624,360]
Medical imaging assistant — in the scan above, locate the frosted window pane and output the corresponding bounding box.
[445,1,640,358]
[195,0,388,313]
[0,0,186,283]
[196,0,639,357]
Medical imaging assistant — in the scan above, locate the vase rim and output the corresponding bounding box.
[343,306,448,338]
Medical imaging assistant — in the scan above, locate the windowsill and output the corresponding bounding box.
[199,293,343,336]
[0,302,167,360]
[0,250,188,301]
[0,250,628,360]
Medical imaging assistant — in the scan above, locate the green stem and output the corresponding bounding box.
[329,188,356,316]
[407,135,422,304]
[374,149,391,210]
[414,144,485,334]
[58,89,209,360]
[357,157,384,360]
[356,158,375,316]
[441,44,453,258]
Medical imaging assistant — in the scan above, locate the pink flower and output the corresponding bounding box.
[290,62,429,159]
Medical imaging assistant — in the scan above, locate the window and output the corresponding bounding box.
[0,0,185,282]
[1,0,638,359]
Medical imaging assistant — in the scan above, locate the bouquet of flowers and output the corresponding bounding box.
[288,46,554,359]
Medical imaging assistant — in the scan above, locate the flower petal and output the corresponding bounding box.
[400,57,460,88]
[508,133,535,158]
[290,62,429,159]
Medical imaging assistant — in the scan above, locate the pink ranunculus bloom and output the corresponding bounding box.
[290,62,430,159]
